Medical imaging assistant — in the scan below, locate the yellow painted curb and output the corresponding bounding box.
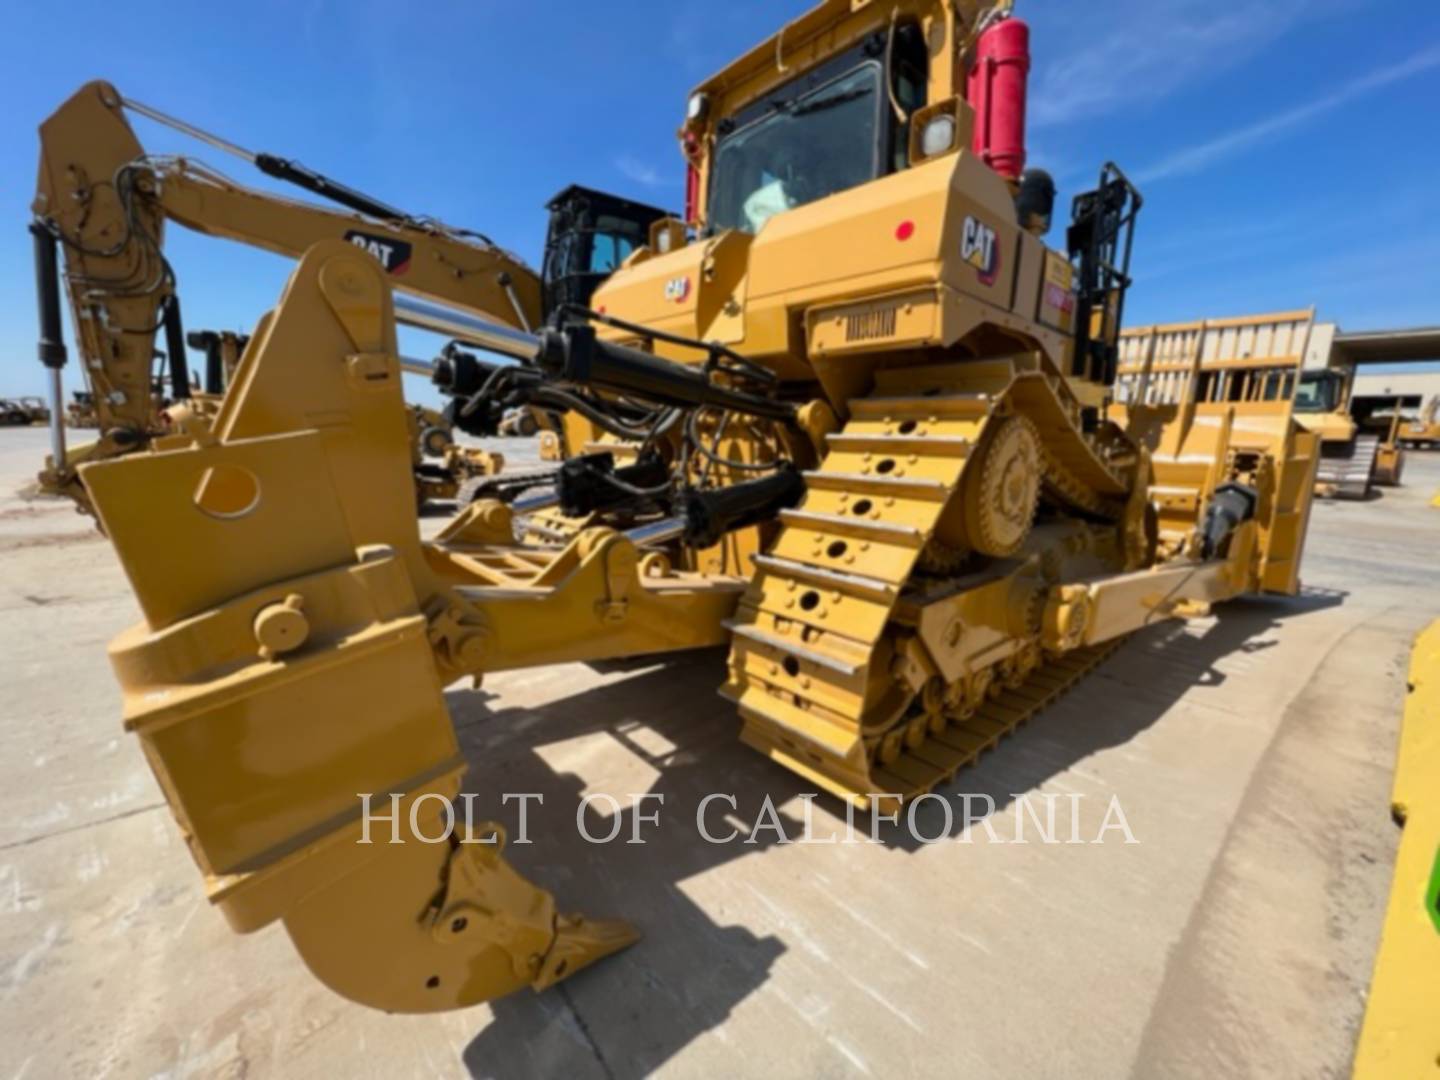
[1353,620,1440,1078]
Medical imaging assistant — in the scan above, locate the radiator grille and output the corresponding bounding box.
[845,307,897,342]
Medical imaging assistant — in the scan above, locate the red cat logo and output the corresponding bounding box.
[664,276,692,303]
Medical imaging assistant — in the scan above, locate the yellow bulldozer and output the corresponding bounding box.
[1294,368,1405,497]
[1120,310,1410,499]
[405,402,506,510]
[28,0,1320,1014]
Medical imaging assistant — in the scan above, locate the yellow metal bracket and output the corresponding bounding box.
[429,825,639,993]
[79,241,644,1013]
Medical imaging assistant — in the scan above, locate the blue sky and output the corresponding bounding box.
[2,0,1438,404]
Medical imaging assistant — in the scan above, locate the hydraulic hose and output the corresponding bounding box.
[30,223,69,471]
[161,294,191,399]
[394,296,793,424]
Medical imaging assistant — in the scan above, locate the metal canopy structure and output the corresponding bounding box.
[1334,326,1440,366]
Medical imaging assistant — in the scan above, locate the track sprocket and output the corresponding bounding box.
[964,414,1042,557]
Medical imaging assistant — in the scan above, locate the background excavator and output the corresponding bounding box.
[1397,394,1440,448]
[30,0,1320,1018]
[31,84,669,509]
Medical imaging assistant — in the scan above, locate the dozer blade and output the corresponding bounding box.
[80,240,635,1012]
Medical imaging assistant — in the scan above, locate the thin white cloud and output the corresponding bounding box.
[1136,43,1440,182]
[615,154,665,188]
[1029,0,1345,128]
[1024,141,1082,183]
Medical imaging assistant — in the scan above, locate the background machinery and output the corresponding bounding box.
[405,402,506,510]
[1112,311,1318,585]
[1396,394,1440,449]
[1294,367,1403,497]
[30,0,1320,1015]
[1119,311,1410,499]
[0,398,37,425]
[30,85,668,510]
[66,391,98,428]
[17,395,51,424]
[1347,395,1409,487]
[187,328,503,508]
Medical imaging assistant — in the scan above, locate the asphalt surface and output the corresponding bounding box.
[1,425,1436,1079]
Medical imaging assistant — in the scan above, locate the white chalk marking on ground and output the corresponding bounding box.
[821,891,931,970]
[173,896,201,941]
[76,848,106,883]
[18,802,70,830]
[2,866,43,914]
[7,923,60,995]
[846,971,923,1032]
[953,930,993,956]
[827,1034,873,1075]
[765,980,831,1027]
[744,883,831,963]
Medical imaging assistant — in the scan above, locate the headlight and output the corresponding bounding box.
[921,114,957,158]
[687,92,709,123]
[656,229,673,253]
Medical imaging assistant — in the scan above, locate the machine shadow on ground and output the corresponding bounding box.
[878,586,1347,852]
[449,587,1345,1078]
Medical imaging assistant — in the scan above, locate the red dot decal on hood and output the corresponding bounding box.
[895,220,916,241]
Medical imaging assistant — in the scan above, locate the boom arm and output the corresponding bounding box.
[159,164,540,331]
[33,80,540,466]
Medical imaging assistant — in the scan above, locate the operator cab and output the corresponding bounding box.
[703,23,928,236]
[688,11,1137,402]
[1294,370,1348,414]
[541,186,672,315]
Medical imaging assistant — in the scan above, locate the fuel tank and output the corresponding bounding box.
[967,17,1030,180]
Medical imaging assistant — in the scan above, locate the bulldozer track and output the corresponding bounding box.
[1316,433,1379,499]
[743,636,1123,811]
[458,465,561,505]
[720,357,1132,810]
